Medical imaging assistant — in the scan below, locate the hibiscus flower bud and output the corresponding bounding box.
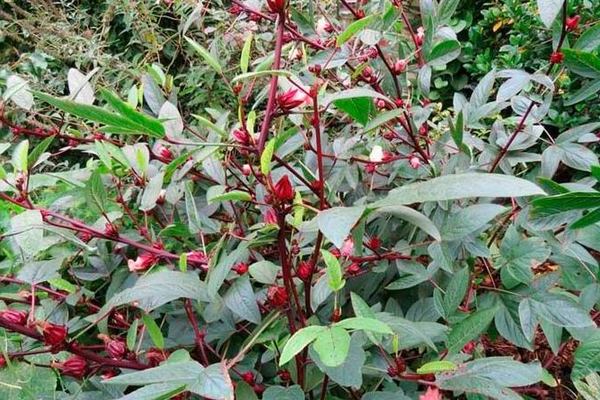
[233,262,249,275]
[415,27,425,46]
[409,156,421,169]
[0,309,28,325]
[393,59,408,74]
[41,322,68,346]
[241,164,252,176]
[54,355,87,379]
[277,88,309,111]
[267,286,288,308]
[146,348,168,367]
[128,252,158,273]
[346,263,361,276]
[355,9,365,19]
[277,369,291,381]
[187,251,209,270]
[228,4,242,15]
[0,355,6,368]
[340,238,354,257]
[566,15,580,31]
[550,51,564,64]
[241,371,255,384]
[156,144,173,162]
[104,222,119,238]
[296,261,314,281]
[107,339,127,359]
[266,0,286,13]
[253,383,265,395]
[101,369,118,380]
[375,99,387,109]
[232,128,251,146]
[273,175,294,202]
[263,208,278,225]
[462,340,477,354]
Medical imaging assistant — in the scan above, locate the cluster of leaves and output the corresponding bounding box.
[0,0,599,399]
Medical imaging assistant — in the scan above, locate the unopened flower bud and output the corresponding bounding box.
[0,309,28,325]
[241,371,255,384]
[233,262,249,275]
[296,261,314,281]
[277,88,309,111]
[266,0,286,13]
[54,355,87,379]
[273,175,294,202]
[409,156,421,169]
[566,15,580,31]
[41,322,68,347]
[267,286,288,308]
[550,51,564,64]
[393,59,408,74]
[264,208,278,225]
[232,128,251,146]
[241,164,252,176]
[346,263,361,276]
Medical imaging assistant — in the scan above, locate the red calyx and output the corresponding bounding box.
[368,236,381,250]
[232,128,251,146]
[273,175,294,202]
[241,371,255,384]
[253,383,265,395]
[104,222,119,238]
[550,51,564,64]
[266,0,285,13]
[233,262,249,275]
[346,263,361,276]
[462,340,477,354]
[277,88,308,111]
[277,369,291,381]
[267,286,288,308]
[566,15,580,31]
[0,355,6,368]
[393,59,408,74]
[157,145,173,162]
[0,309,28,325]
[55,355,87,379]
[41,322,68,347]
[107,339,127,359]
[146,348,169,367]
[296,261,314,281]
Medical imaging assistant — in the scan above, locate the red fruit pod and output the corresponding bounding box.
[41,322,68,347]
[266,0,285,13]
[550,51,564,64]
[296,261,314,281]
[346,263,361,276]
[277,88,309,111]
[267,286,288,308]
[0,355,6,368]
[106,339,127,359]
[233,262,249,275]
[56,355,87,379]
[0,309,28,325]
[277,369,291,381]
[566,15,580,31]
[368,236,381,250]
[241,371,255,384]
[273,175,295,202]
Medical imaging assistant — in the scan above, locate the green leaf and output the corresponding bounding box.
[248,260,279,284]
[309,335,366,388]
[336,14,377,46]
[127,319,139,350]
[564,79,600,106]
[575,23,600,52]
[11,140,29,172]
[223,275,261,324]
[321,249,345,291]
[312,326,351,367]
[536,0,564,28]
[563,49,600,79]
[261,138,276,176]
[497,226,550,284]
[335,317,393,334]
[316,206,365,249]
[142,314,165,349]
[573,332,600,380]
[95,270,209,321]
[17,259,62,284]
[279,325,325,366]
[533,192,600,213]
[333,97,373,126]
[99,89,165,137]
[451,110,464,147]
[85,169,107,213]
[363,108,403,133]
[208,190,252,204]
[373,173,544,208]
[531,293,594,328]
[263,385,304,400]
[27,135,54,168]
[191,114,227,136]
[240,34,253,74]
[417,360,457,374]
[441,204,507,241]
[231,70,292,83]
[443,267,470,315]
[427,40,461,66]
[34,91,165,138]
[0,362,57,400]
[372,206,441,241]
[117,383,186,400]
[185,37,222,74]
[447,307,497,354]
[572,208,600,229]
[323,88,389,107]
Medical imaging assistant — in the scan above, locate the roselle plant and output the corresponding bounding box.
[0,0,599,399]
